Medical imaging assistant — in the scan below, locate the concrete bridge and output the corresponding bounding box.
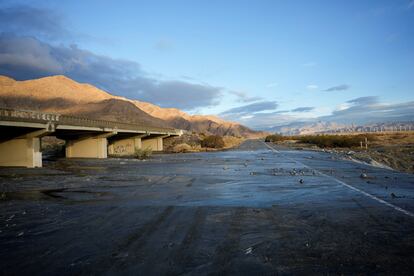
[0,108,183,168]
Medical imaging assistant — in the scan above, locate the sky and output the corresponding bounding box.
[0,0,413,129]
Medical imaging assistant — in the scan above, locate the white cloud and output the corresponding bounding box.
[306,84,318,90]
[228,90,262,103]
[336,103,352,111]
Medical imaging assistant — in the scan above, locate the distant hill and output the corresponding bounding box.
[0,75,264,137]
[270,121,346,135]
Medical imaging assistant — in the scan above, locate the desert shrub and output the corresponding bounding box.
[172,143,193,153]
[222,136,244,148]
[265,134,287,142]
[201,135,225,148]
[134,147,152,159]
[297,134,373,148]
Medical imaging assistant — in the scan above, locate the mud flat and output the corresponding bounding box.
[1,140,414,275]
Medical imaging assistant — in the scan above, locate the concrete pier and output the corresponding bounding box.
[0,137,42,167]
[141,135,169,151]
[65,133,116,159]
[108,134,148,156]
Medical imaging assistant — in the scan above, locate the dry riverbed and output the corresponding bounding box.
[1,140,414,275]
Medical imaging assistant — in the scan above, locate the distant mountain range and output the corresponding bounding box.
[0,75,265,138]
[269,120,414,135]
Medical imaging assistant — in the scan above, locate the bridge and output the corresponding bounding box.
[0,108,183,168]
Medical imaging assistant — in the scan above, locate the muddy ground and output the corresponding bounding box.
[1,140,414,275]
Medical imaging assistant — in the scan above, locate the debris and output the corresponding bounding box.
[6,214,15,222]
[360,173,368,179]
[299,179,304,184]
[17,231,24,237]
[391,193,401,199]
[244,247,253,255]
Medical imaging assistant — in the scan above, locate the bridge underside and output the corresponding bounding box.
[0,122,179,168]
[0,125,51,167]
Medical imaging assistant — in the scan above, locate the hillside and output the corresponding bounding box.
[133,101,263,137]
[0,75,263,137]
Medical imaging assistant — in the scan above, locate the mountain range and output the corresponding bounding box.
[0,75,265,138]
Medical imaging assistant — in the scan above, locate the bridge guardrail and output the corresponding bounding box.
[0,108,182,135]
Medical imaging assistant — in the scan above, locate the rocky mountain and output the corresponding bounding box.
[0,75,263,137]
[269,121,346,135]
[133,101,263,137]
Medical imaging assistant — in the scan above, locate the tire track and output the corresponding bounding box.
[210,207,247,273]
[170,207,207,272]
[112,206,175,264]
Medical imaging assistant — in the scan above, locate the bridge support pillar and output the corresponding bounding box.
[65,132,116,159]
[141,135,169,151]
[108,134,148,156]
[0,126,54,168]
[0,137,42,168]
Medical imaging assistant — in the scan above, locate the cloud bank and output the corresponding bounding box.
[220,101,278,116]
[0,34,222,110]
[228,90,262,103]
[0,4,223,110]
[323,84,350,92]
[291,107,315,112]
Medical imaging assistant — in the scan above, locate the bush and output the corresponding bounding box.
[201,135,225,148]
[134,147,152,159]
[297,134,373,148]
[172,143,193,153]
[222,136,244,148]
[265,134,286,142]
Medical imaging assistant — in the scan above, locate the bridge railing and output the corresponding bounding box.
[0,108,182,135]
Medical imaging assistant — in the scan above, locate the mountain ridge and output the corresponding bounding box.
[0,75,264,137]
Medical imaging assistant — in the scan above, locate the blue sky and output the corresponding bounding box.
[0,0,413,129]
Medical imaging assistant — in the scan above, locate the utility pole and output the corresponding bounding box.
[365,137,368,150]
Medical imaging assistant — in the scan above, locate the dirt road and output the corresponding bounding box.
[1,140,414,275]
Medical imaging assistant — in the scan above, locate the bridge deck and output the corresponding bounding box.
[0,108,182,135]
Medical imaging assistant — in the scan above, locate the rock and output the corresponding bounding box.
[391,193,398,198]
[360,173,368,179]
[299,179,304,184]
[244,247,253,254]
